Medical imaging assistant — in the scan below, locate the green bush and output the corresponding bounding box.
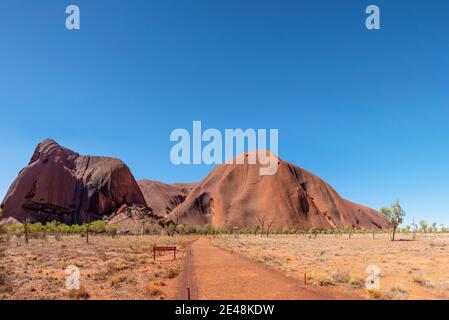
[70,224,82,234]
[89,220,107,233]
[45,221,61,233]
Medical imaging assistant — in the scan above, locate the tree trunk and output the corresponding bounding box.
[24,219,29,245]
[392,226,397,241]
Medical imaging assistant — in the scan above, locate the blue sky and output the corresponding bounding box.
[0,0,448,226]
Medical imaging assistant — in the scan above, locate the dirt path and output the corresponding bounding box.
[177,237,357,300]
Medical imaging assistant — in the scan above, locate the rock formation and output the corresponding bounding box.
[0,139,148,224]
[163,151,389,230]
[137,180,195,217]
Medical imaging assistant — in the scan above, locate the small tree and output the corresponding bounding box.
[380,200,405,241]
[256,215,266,237]
[167,216,181,237]
[419,220,428,234]
[266,219,275,237]
[431,222,438,235]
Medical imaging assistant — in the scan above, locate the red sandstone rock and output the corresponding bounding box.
[0,139,148,224]
[163,151,390,230]
[137,180,195,217]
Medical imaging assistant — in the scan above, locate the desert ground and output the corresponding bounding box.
[212,233,449,300]
[1,232,449,300]
[0,234,196,300]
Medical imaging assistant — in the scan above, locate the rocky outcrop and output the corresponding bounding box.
[0,139,148,224]
[107,204,158,234]
[137,180,195,217]
[163,151,390,230]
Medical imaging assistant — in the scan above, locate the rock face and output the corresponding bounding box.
[163,152,389,230]
[0,139,148,224]
[107,204,158,234]
[137,180,195,217]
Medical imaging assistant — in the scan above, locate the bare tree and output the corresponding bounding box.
[256,215,265,237]
[266,219,275,237]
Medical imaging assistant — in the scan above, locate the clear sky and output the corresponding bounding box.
[0,0,448,226]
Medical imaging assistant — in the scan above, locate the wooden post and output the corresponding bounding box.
[187,287,191,300]
[304,272,307,285]
[86,223,89,244]
[24,218,29,245]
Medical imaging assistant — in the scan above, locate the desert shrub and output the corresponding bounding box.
[110,275,129,288]
[89,220,107,233]
[45,221,61,233]
[390,284,408,295]
[68,285,90,300]
[311,272,334,286]
[6,224,24,233]
[165,223,176,235]
[367,289,387,300]
[165,266,180,279]
[348,274,364,287]
[70,224,82,234]
[0,225,6,235]
[145,223,163,235]
[106,225,118,237]
[145,283,164,297]
[413,276,434,288]
[331,270,351,284]
[58,224,71,235]
[28,222,44,233]
[107,259,128,273]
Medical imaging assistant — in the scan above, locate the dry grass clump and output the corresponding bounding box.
[331,270,351,284]
[412,276,434,288]
[310,272,335,286]
[68,285,90,300]
[165,266,181,279]
[153,280,167,287]
[348,274,364,288]
[107,259,129,273]
[390,284,408,299]
[145,282,164,298]
[367,289,391,300]
[110,275,132,288]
